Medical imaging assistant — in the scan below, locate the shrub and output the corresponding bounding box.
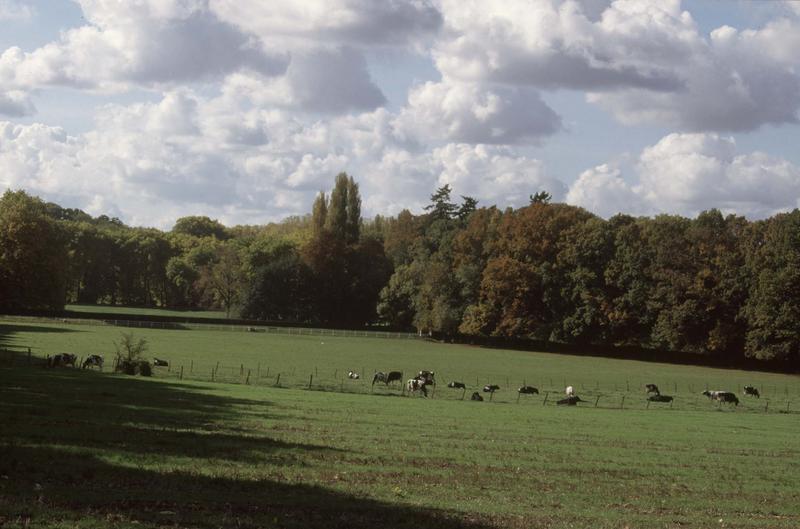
[114,332,149,376]
[138,361,152,377]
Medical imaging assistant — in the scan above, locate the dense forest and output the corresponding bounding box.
[1,173,798,368]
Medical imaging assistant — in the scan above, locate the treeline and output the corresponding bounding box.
[1,176,798,367]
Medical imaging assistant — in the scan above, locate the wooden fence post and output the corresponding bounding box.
[246,369,250,385]
[594,396,600,408]
[308,374,313,389]
[620,395,625,409]
[542,392,549,406]
[180,366,184,380]
[190,359,193,374]
[275,373,281,387]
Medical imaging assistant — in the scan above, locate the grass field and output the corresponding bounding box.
[65,304,228,320]
[2,318,800,528]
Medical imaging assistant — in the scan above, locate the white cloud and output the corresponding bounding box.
[566,133,800,218]
[566,163,644,218]
[433,0,685,91]
[432,0,800,132]
[0,1,285,92]
[396,79,561,144]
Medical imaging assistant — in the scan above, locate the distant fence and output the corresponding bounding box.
[0,314,420,340]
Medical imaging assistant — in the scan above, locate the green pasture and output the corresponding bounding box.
[1,362,799,528]
[2,318,800,527]
[1,317,799,411]
[65,304,228,320]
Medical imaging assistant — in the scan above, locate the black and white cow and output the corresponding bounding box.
[557,395,585,406]
[565,385,575,397]
[153,357,169,367]
[417,370,436,386]
[648,394,673,403]
[470,392,484,402]
[702,390,739,406]
[518,386,539,395]
[348,371,360,379]
[743,385,760,398]
[645,384,660,395]
[372,370,404,386]
[82,354,103,369]
[49,353,77,368]
[407,378,428,397]
[716,392,739,406]
[447,381,466,389]
[483,384,500,393]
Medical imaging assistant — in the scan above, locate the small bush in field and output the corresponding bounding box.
[138,361,152,377]
[114,332,149,376]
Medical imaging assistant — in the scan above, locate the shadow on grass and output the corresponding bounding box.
[0,367,500,529]
[0,322,79,347]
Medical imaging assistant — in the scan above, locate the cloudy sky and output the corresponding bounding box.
[1,0,800,228]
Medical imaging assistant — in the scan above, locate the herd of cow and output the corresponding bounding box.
[367,370,762,407]
[45,355,763,407]
[46,353,170,370]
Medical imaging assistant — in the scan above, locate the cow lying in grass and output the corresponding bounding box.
[470,392,483,402]
[348,371,360,379]
[153,358,169,367]
[648,394,673,403]
[557,395,585,406]
[518,386,539,395]
[447,381,466,389]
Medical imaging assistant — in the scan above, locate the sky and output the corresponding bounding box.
[1,0,800,228]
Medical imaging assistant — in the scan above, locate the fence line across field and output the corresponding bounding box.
[0,315,419,340]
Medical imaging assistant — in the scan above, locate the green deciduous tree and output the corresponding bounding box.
[0,190,68,311]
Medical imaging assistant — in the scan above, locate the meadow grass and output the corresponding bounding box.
[1,319,800,528]
[65,304,228,320]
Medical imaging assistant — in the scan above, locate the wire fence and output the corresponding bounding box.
[4,348,798,415]
[0,314,420,340]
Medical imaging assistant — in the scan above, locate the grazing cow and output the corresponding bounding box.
[447,381,466,389]
[565,385,575,397]
[470,392,484,402]
[648,394,673,403]
[49,353,77,368]
[702,390,739,406]
[153,357,169,367]
[407,378,428,397]
[518,386,539,395]
[372,371,403,386]
[743,385,760,398]
[82,354,103,369]
[716,391,739,406]
[386,371,403,385]
[645,384,660,394]
[557,396,585,406]
[417,370,436,386]
[348,371,360,379]
[483,384,500,393]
